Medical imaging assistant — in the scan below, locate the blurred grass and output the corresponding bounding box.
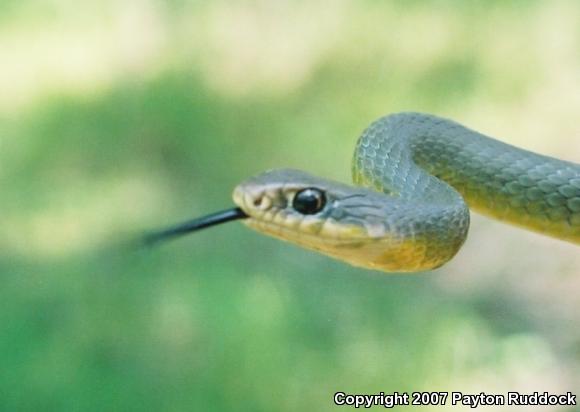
[0,1,579,411]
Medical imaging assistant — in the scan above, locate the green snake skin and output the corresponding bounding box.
[233,112,580,272]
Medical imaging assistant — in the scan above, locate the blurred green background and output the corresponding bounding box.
[0,1,579,411]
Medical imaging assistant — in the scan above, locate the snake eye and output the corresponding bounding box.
[292,188,326,215]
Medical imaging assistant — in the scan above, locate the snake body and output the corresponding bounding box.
[233,113,580,272]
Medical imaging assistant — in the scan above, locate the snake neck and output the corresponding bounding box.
[353,112,580,244]
[353,113,471,270]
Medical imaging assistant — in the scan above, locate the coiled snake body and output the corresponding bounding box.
[149,113,580,272]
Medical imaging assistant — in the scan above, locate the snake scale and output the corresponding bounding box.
[149,112,580,273]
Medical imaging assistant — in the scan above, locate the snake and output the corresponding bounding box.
[146,112,580,273]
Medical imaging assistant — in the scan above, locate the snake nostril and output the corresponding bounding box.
[252,194,272,210]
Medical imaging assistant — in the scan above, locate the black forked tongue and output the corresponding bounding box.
[144,207,248,246]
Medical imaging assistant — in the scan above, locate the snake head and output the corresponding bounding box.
[232,168,429,271]
[233,168,374,238]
